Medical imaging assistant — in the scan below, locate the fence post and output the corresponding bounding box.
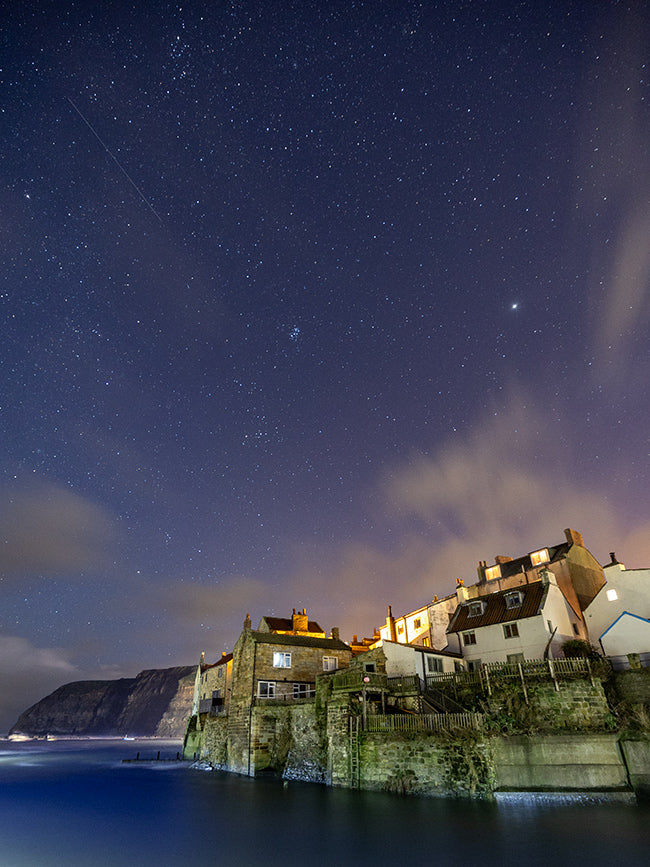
[548,658,559,691]
[517,662,529,704]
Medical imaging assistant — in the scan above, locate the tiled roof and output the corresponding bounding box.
[251,631,351,651]
[447,582,548,634]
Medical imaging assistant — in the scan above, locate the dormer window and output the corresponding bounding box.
[505,591,523,609]
[485,565,501,581]
[467,601,484,617]
[530,548,549,567]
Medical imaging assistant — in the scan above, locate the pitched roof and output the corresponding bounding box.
[447,582,548,634]
[260,616,324,634]
[485,542,570,580]
[250,631,351,651]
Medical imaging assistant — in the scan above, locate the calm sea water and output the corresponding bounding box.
[1,739,648,866]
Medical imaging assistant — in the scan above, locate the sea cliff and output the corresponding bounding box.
[10,666,195,738]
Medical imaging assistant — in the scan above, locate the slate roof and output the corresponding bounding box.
[261,616,324,634]
[485,542,570,579]
[250,631,351,651]
[447,581,549,634]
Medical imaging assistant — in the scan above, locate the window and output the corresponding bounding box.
[530,548,549,566]
[606,588,618,601]
[503,623,519,639]
[485,565,501,581]
[257,681,276,698]
[463,631,476,646]
[364,662,376,673]
[322,656,338,671]
[468,601,484,617]
[273,652,291,668]
[507,653,525,664]
[467,659,482,672]
[218,667,223,678]
[427,657,443,673]
[572,623,580,635]
[505,591,522,609]
[414,618,421,629]
[293,683,311,699]
[397,623,404,633]
[422,637,430,647]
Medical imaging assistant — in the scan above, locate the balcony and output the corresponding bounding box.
[331,670,388,692]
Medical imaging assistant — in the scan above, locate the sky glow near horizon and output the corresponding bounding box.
[1,0,649,732]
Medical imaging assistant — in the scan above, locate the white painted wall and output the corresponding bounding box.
[380,640,460,678]
[584,566,650,646]
[599,612,650,656]
[459,584,578,664]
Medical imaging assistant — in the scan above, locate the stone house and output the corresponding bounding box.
[230,612,353,704]
[446,569,584,668]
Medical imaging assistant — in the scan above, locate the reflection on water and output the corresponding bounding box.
[0,740,648,867]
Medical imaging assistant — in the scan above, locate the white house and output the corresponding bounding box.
[446,570,582,668]
[599,612,650,663]
[378,639,463,679]
[583,554,650,661]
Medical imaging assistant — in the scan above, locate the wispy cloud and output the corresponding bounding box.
[0,481,117,579]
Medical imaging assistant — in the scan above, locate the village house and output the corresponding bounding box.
[379,528,603,660]
[230,611,353,704]
[583,553,650,665]
[446,568,584,668]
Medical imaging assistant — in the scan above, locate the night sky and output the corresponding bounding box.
[2,0,649,732]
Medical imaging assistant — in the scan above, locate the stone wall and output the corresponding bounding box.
[611,669,650,707]
[201,715,229,766]
[492,734,628,791]
[486,680,611,731]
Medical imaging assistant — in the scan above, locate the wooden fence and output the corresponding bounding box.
[365,712,483,733]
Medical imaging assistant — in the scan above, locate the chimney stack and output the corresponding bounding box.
[331,627,340,641]
[564,528,584,547]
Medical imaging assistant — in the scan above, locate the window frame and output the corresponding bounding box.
[463,631,477,646]
[322,656,338,672]
[273,651,292,669]
[257,681,276,698]
[467,601,484,618]
[503,623,519,639]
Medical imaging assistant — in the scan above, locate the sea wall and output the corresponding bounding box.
[492,734,628,791]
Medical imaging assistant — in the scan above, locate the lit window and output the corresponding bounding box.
[468,601,484,617]
[323,656,338,671]
[505,591,522,609]
[422,637,430,647]
[414,618,421,629]
[485,565,501,581]
[463,631,476,646]
[606,589,618,601]
[257,681,276,698]
[503,623,519,639]
[273,652,292,668]
[427,657,443,673]
[530,548,549,566]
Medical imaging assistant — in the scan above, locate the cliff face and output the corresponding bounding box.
[9,666,195,738]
